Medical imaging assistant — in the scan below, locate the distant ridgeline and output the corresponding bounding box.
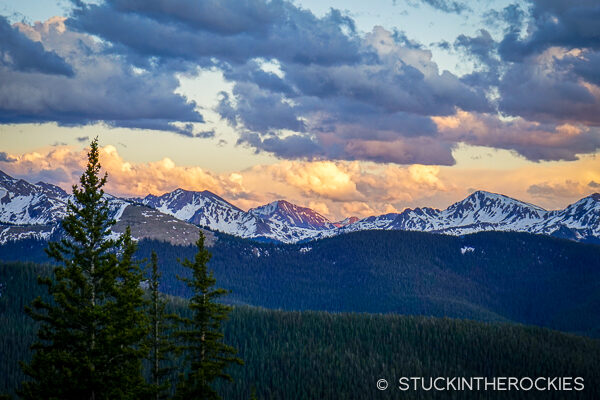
[1,261,599,399]
[1,169,600,244]
[1,229,599,337]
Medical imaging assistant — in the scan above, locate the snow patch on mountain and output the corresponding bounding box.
[461,246,475,254]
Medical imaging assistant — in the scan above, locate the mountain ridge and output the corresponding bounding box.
[0,170,599,244]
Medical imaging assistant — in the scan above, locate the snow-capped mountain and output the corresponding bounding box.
[1,169,600,245]
[0,171,199,245]
[133,189,251,233]
[327,190,600,242]
[534,193,600,241]
[435,191,547,231]
[249,200,334,230]
[0,170,69,225]
[404,191,546,234]
[133,190,334,242]
[336,191,549,235]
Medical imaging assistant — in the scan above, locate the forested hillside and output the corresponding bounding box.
[1,261,599,399]
[1,229,599,336]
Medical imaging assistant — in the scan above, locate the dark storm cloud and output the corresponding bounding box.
[238,132,323,159]
[0,16,73,76]
[60,0,497,164]
[107,0,286,35]
[498,57,600,126]
[214,25,491,164]
[568,51,600,86]
[68,0,361,67]
[217,82,306,133]
[498,0,600,62]
[455,30,496,66]
[455,1,600,128]
[0,18,203,134]
[455,29,500,87]
[221,60,295,96]
[490,1,600,126]
[284,58,491,116]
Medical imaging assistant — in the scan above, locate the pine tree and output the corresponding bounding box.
[174,232,243,400]
[148,251,173,400]
[19,138,148,400]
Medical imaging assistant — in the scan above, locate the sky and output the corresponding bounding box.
[0,0,599,220]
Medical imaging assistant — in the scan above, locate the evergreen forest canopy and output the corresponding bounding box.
[3,229,600,336]
[1,261,600,399]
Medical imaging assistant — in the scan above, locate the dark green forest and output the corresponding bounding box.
[3,229,599,336]
[1,261,599,399]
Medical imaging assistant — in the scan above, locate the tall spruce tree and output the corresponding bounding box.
[19,139,148,400]
[174,232,242,400]
[148,251,173,400]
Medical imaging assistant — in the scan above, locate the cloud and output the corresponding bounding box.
[0,146,451,218]
[527,180,585,200]
[433,110,600,161]
[446,0,600,152]
[340,137,455,165]
[62,1,493,164]
[0,145,246,199]
[308,201,330,217]
[196,130,215,139]
[0,15,73,76]
[2,145,599,219]
[454,29,500,87]
[263,161,362,202]
[457,1,600,129]
[498,0,600,62]
[249,160,449,209]
[498,47,600,126]
[0,17,204,134]
[483,4,525,34]
[569,50,600,86]
[588,180,600,188]
[238,132,322,159]
[3,0,600,166]
[219,82,306,133]
[418,0,470,14]
[0,152,16,162]
[341,202,376,218]
[68,0,360,67]
[221,26,490,164]
[455,30,496,66]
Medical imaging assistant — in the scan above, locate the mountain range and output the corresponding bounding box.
[0,169,599,244]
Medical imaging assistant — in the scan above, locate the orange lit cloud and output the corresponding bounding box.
[0,144,599,220]
[266,161,362,202]
[0,145,247,199]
